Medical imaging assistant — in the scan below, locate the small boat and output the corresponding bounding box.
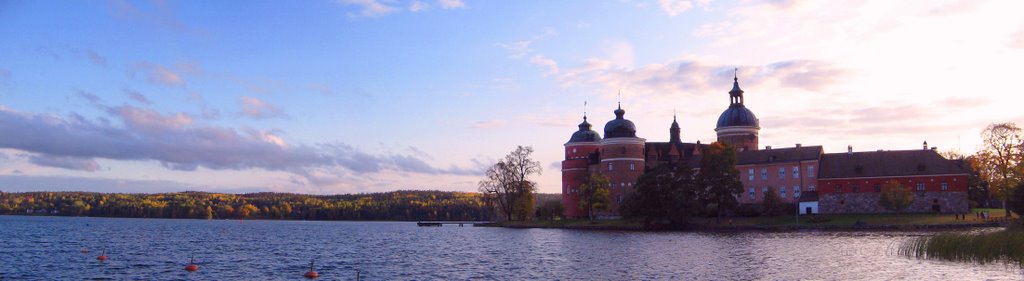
[416,222,442,227]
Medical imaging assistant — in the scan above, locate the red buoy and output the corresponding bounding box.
[185,255,199,272]
[97,249,108,262]
[304,260,318,279]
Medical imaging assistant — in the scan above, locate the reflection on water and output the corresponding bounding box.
[0,216,1019,280]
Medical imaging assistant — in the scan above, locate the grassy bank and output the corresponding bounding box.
[900,228,1024,267]
[495,209,1011,231]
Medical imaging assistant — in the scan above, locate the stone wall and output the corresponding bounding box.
[820,192,968,214]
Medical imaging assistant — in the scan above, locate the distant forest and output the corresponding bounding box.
[0,190,539,221]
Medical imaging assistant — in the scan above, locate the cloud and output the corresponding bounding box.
[239,96,288,119]
[471,119,506,129]
[129,62,185,86]
[76,90,101,104]
[658,0,695,16]
[409,0,428,12]
[124,89,151,105]
[337,0,399,17]
[85,50,107,66]
[558,58,849,98]
[529,55,560,75]
[0,105,480,179]
[28,154,100,172]
[1012,27,1024,49]
[438,0,465,9]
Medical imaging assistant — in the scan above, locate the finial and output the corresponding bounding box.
[617,89,622,109]
[673,107,677,121]
[583,101,587,120]
[734,68,738,82]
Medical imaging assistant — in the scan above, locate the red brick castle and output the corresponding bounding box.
[561,73,969,218]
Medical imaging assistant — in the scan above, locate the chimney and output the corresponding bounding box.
[923,141,928,150]
[848,145,853,154]
[766,145,772,150]
[795,143,802,148]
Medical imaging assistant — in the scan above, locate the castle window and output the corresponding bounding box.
[630,163,635,171]
[793,166,799,178]
[748,169,754,181]
[780,187,787,198]
[572,148,577,153]
[608,163,613,171]
[835,185,842,193]
[916,183,925,191]
[617,195,623,204]
[874,184,881,192]
[778,168,785,179]
[748,188,755,200]
[809,185,816,191]
[853,185,860,192]
[762,186,768,194]
[761,168,767,180]
[808,166,815,178]
[941,182,949,191]
[794,186,801,198]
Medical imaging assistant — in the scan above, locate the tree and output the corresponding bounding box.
[1009,183,1024,224]
[879,180,913,216]
[622,163,702,228]
[535,200,565,221]
[761,187,783,217]
[697,142,744,223]
[977,123,1024,217]
[478,146,542,221]
[578,174,610,221]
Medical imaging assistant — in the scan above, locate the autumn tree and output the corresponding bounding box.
[761,187,783,217]
[879,180,913,216]
[578,173,610,221]
[697,142,744,223]
[535,200,565,221]
[977,122,1024,216]
[478,146,542,221]
[622,163,702,228]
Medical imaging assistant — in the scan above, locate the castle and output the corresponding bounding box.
[561,74,970,218]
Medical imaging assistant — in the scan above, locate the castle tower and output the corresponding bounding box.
[715,70,760,151]
[599,103,646,216]
[562,113,601,218]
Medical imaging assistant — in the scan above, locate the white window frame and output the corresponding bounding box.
[792,166,799,179]
[778,167,785,179]
[748,168,755,181]
[941,182,949,191]
[808,166,815,178]
[780,186,787,198]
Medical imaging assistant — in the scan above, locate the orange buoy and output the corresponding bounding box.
[304,260,318,279]
[97,249,108,262]
[185,255,199,272]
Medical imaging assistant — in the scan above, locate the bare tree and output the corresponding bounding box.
[478,146,542,221]
[978,122,1024,217]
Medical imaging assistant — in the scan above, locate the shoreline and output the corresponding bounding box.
[483,220,1008,232]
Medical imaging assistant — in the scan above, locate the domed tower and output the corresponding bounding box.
[599,103,646,217]
[562,113,601,218]
[715,71,760,151]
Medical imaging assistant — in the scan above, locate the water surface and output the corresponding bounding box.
[0,216,1019,280]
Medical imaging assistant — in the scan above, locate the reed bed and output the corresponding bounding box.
[900,228,1024,267]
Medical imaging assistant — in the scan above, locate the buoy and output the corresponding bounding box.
[304,260,318,279]
[184,255,199,272]
[97,249,108,262]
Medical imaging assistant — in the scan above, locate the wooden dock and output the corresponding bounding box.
[416,221,488,227]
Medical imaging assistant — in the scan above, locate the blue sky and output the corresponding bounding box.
[1,0,1023,194]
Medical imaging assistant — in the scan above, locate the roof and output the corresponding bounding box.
[736,146,823,165]
[644,142,705,168]
[604,107,637,138]
[567,118,601,143]
[818,149,968,179]
[716,104,759,128]
[799,191,819,202]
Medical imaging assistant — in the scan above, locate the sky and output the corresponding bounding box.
[1,0,1023,195]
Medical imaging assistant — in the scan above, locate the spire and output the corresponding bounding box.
[669,111,681,143]
[614,90,625,118]
[729,68,745,105]
[583,101,588,121]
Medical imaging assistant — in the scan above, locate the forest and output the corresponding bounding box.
[0,190,497,221]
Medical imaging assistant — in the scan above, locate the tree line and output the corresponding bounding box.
[0,190,493,221]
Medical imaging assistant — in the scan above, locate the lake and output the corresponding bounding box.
[0,216,1020,280]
